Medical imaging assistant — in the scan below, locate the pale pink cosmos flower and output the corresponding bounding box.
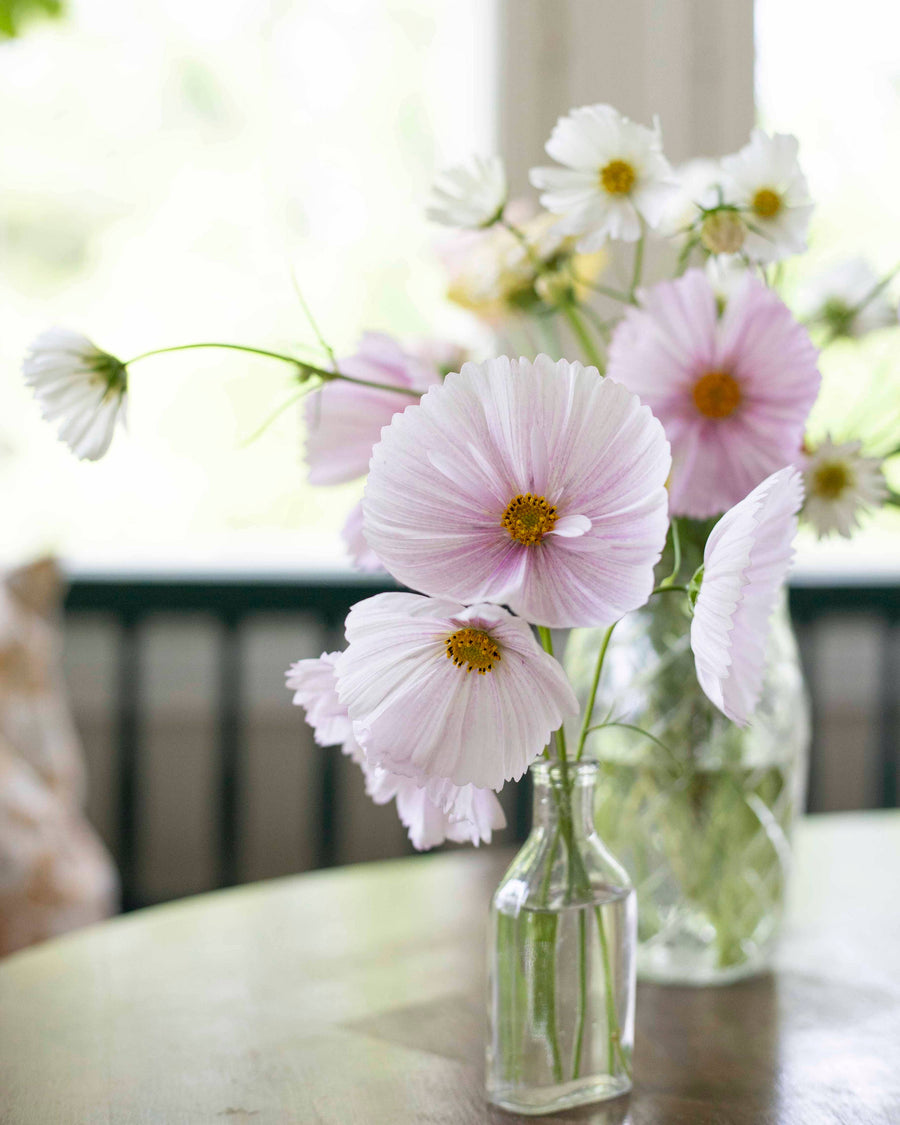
[690,466,804,726]
[335,592,578,790]
[304,333,442,485]
[607,269,820,519]
[365,766,506,851]
[362,355,671,629]
[286,650,505,849]
[286,652,363,762]
[341,501,384,573]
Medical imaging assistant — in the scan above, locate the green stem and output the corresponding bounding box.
[659,519,682,588]
[539,825,561,906]
[575,622,617,761]
[123,342,420,399]
[538,627,568,763]
[585,721,679,765]
[594,904,630,1074]
[565,268,635,305]
[571,909,587,1080]
[539,771,631,1083]
[629,221,646,299]
[650,583,689,596]
[560,302,605,372]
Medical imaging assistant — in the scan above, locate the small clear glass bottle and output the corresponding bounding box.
[486,761,636,1116]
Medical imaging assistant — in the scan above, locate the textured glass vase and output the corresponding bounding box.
[486,761,636,1116]
[564,584,810,986]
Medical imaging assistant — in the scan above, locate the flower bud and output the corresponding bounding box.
[535,269,573,307]
[700,210,746,255]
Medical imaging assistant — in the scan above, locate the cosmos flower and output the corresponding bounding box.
[23,328,128,461]
[426,155,507,229]
[607,269,820,519]
[341,501,385,573]
[802,437,888,538]
[304,333,442,486]
[719,130,812,263]
[335,593,578,790]
[798,258,897,340]
[530,103,675,249]
[286,652,363,762]
[286,648,506,849]
[690,466,804,725]
[363,355,671,629]
[659,158,723,240]
[365,766,506,851]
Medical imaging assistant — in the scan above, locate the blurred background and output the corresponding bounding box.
[0,0,898,921]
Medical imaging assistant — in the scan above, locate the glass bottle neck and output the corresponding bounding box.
[530,762,599,840]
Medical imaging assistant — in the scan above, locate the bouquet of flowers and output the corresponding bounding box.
[21,102,898,1114]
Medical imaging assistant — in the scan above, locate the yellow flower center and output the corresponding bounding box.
[812,461,851,500]
[600,159,636,196]
[751,187,782,219]
[692,371,742,419]
[445,628,501,675]
[502,493,558,545]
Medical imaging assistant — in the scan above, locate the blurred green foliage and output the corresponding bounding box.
[0,0,63,38]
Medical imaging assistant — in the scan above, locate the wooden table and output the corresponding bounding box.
[1,813,899,1124]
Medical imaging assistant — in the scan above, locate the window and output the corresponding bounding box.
[1,0,495,569]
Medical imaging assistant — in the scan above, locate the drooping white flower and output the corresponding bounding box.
[798,258,897,339]
[690,466,804,726]
[426,155,507,229]
[530,104,675,249]
[802,437,888,538]
[719,130,812,263]
[23,328,128,461]
[336,593,578,791]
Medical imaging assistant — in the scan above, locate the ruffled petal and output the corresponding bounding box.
[690,466,803,724]
[363,355,670,628]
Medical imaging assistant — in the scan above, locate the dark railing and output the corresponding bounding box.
[64,572,900,910]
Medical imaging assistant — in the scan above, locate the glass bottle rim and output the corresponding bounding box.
[530,759,601,785]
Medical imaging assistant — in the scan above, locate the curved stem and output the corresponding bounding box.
[560,302,605,372]
[239,387,309,447]
[575,622,617,761]
[585,720,678,763]
[565,269,635,305]
[123,342,420,399]
[658,518,682,588]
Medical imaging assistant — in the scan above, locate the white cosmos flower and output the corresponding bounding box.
[286,650,506,850]
[690,466,803,726]
[529,103,676,249]
[798,259,897,339]
[802,437,888,539]
[719,130,812,263]
[23,328,128,461]
[659,158,723,239]
[335,592,578,791]
[427,155,507,229]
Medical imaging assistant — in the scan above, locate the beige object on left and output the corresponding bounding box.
[0,559,117,956]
